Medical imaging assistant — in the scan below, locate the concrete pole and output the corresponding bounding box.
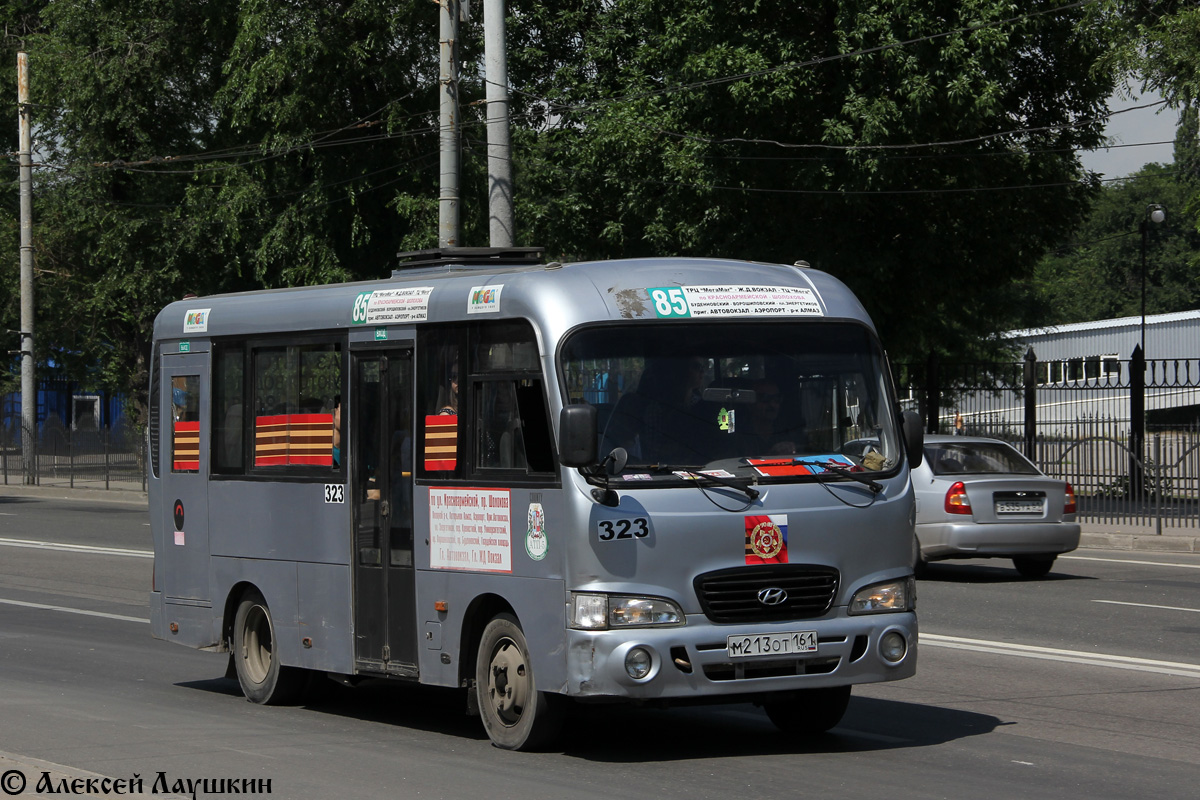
[17,52,35,484]
[438,0,461,248]
[485,0,514,247]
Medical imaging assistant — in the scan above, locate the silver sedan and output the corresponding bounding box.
[913,435,1080,578]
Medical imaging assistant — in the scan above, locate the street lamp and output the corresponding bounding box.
[1140,203,1166,355]
[1133,203,1164,501]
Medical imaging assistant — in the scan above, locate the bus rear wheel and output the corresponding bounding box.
[475,613,564,750]
[763,685,851,735]
[232,589,305,705]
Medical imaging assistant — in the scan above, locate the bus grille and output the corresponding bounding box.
[694,565,839,623]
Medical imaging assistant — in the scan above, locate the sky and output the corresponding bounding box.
[1079,83,1180,179]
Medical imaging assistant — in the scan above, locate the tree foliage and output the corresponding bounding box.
[1029,108,1200,325]
[506,0,1117,358]
[3,0,1180,415]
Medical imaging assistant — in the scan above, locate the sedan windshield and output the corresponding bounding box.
[561,321,902,480]
[925,441,1040,476]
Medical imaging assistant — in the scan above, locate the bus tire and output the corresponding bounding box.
[232,589,305,705]
[475,613,564,751]
[763,685,851,735]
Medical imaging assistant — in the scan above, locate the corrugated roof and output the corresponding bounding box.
[1004,309,1200,339]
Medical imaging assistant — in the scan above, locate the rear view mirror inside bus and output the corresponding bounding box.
[558,404,598,467]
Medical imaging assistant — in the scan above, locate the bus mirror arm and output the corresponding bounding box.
[587,447,628,507]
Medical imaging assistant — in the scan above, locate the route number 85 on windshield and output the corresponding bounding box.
[595,517,651,542]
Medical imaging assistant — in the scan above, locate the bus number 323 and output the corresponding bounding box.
[597,518,650,541]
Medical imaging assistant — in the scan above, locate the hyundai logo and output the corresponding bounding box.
[757,587,787,606]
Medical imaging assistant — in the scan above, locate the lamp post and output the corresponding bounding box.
[1132,203,1164,500]
[1139,203,1165,355]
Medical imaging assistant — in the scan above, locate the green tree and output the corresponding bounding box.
[506,0,1119,359]
[1029,108,1200,325]
[16,1,448,418]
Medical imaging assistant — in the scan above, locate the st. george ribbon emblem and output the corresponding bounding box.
[750,520,784,559]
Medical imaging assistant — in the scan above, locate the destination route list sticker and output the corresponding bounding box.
[648,285,824,318]
[428,487,512,572]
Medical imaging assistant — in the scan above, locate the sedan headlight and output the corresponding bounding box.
[848,578,915,615]
[569,593,685,629]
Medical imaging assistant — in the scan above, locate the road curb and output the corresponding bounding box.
[1080,531,1200,553]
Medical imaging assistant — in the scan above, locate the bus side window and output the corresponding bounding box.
[213,345,245,473]
[171,375,201,473]
[418,330,463,477]
[249,342,342,471]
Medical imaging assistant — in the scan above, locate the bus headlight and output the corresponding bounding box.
[569,593,685,629]
[848,578,915,615]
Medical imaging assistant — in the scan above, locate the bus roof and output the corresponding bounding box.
[153,256,875,343]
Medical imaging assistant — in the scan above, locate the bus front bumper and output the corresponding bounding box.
[563,611,916,700]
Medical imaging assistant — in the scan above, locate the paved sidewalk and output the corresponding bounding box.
[5,480,1198,554]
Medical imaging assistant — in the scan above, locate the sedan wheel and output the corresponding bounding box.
[1013,555,1056,579]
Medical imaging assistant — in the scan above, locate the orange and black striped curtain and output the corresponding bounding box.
[255,413,334,467]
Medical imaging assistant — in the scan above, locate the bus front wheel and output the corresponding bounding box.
[232,589,304,705]
[475,613,564,750]
[763,685,851,735]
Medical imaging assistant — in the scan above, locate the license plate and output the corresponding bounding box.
[995,500,1043,514]
[727,630,818,659]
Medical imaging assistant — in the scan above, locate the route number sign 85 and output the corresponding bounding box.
[650,287,691,318]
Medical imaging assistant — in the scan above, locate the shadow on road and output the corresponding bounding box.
[177,676,999,760]
[919,561,1094,584]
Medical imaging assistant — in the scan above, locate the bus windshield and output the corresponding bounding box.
[562,321,902,479]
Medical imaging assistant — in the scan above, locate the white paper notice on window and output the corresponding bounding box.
[428,487,512,572]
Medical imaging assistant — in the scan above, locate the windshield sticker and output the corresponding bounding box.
[621,473,653,481]
[351,286,434,325]
[745,515,789,565]
[747,454,855,477]
[429,487,512,572]
[718,408,735,433]
[467,284,503,314]
[673,469,736,480]
[648,286,823,318]
[526,503,548,562]
[183,308,210,333]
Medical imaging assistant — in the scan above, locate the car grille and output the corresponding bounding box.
[693,564,840,623]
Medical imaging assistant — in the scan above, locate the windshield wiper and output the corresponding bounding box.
[795,460,883,494]
[651,465,761,501]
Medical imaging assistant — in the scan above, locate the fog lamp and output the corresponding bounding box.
[880,631,907,664]
[625,647,653,680]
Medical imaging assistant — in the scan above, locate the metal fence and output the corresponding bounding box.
[895,350,1200,531]
[1,421,146,491]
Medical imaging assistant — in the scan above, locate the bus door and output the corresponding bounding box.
[351,348,417,675]
[159,350,210,601]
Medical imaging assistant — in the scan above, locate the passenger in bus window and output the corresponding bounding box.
[603,357,712,464]
[737,379,798,456]
[331,395,342,466]
[437,366,458,415]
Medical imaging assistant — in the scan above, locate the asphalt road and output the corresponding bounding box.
[1,493,1198,799]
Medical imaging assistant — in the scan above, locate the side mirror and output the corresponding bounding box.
[558,404,598,467]
[902,410,924,469]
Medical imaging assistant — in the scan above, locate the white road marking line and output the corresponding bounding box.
[1092,599,1200,613]
[0,537,152,558]
[922,633,1200,679]
[1063,555,1200,570]
[0,597,148,624]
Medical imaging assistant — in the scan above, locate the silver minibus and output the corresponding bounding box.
[149,249,923,750]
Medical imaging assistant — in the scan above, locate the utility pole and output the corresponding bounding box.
[438,0,461,248]
[17,52,35,485]
[485,0,513,247]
